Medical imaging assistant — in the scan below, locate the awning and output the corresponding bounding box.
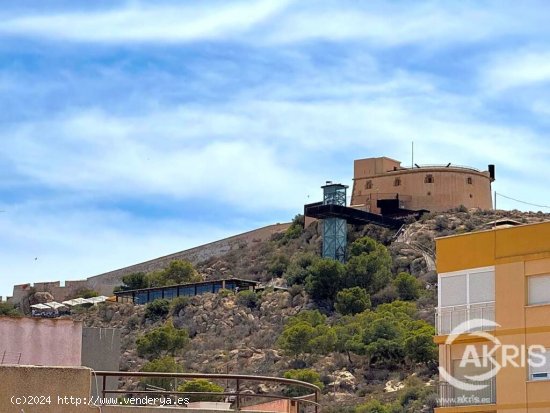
[84,295,109,304]
[61,297,88,306]
[30,303,51,310]
[45,301,67,309]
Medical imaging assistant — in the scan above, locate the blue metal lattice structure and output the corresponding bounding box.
[322,183,348,262]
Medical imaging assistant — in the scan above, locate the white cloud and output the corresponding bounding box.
[3,108,317,211]
[481,49,550,92]
[0,0,291,43]
[0,1,546,46]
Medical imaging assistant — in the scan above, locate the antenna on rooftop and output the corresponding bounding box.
[411,141,414,169]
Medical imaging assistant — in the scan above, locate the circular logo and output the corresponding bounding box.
[438,318,501,391]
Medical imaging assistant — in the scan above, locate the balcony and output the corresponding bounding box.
[436,302,495,335]
[439,378,496,407]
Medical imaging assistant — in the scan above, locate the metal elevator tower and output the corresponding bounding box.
[322,182,348,262]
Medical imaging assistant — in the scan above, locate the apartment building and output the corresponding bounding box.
[435,221,550,413]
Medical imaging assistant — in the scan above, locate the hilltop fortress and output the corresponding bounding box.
[351,156,494,214]
[8,156,495,304]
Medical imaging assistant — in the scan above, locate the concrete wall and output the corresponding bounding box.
[243,399,297,412]
[0,317,82,366]
[86,223,290,296]
[0,365,99,413]
[10,223,290,303]
[351,157,493,213]
[81,327,121,397]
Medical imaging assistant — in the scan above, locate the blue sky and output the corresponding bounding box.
[1,0,550,299]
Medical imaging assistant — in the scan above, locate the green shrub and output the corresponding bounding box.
[370,285,399,307]
[335,287,371,315]
[404,324,436,363]
[305,258,346,301]
[140,356,183,390]
[236,290,259,308]
[136,321,189,359]
[393,272,422,301]
[120,272,148,291]
[145,299,170,320]
[283,369,324,397]
[355,399,390,413]
[170,296,190,316]
[218,288,232,298]
[74,288,99,299]
[345,237,392,295]
[0,302,21,317]
[285,252,319,286]
[278,311,336,357]
[177,379,224,402]
[267,255,290,277]
[281,214,304,242]
[161,260,202,285]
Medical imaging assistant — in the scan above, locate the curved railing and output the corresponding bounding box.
[93,371,321,412]
[402,164,484,173]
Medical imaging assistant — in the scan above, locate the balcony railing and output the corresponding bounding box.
[436,302,495,335]
[439,379,496,407]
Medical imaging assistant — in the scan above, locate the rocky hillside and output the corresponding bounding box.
[72,208,550,412]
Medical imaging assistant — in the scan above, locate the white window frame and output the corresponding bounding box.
[527,274,550,307]
[438,266,495,309]
[529,348,550,381]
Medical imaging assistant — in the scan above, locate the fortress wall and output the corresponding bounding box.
[10,280,90,305]
[11,223,291,302]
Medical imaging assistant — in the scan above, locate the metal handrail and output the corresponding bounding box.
[435,302,496,335]
[93,371,320,412]
[403,164,484,173]
[438,379,496,407]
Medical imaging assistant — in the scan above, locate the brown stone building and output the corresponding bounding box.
[351,157,494,214]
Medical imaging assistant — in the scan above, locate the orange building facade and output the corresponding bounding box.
[351,157,494,213]
[435,221,550,413]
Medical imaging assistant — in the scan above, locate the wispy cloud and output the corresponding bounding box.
[481,48,550,92]
[0,0,291,43]
[1,0,550,299]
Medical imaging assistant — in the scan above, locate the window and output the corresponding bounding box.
[469,271,495,303]
[180,286,195,296]
[439,270,495,308]
[438,269,495,334]
[366,180,372,189]
[528,275,550,305]
[425,174,434,183]
[135,291,148,304]
[394,178,401,187]
[149,290,162,301]
[197,284,213,294]
[529,349,550,381]
[467,177,473,185]
[164,288,177,300]
[440,274,467,307]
